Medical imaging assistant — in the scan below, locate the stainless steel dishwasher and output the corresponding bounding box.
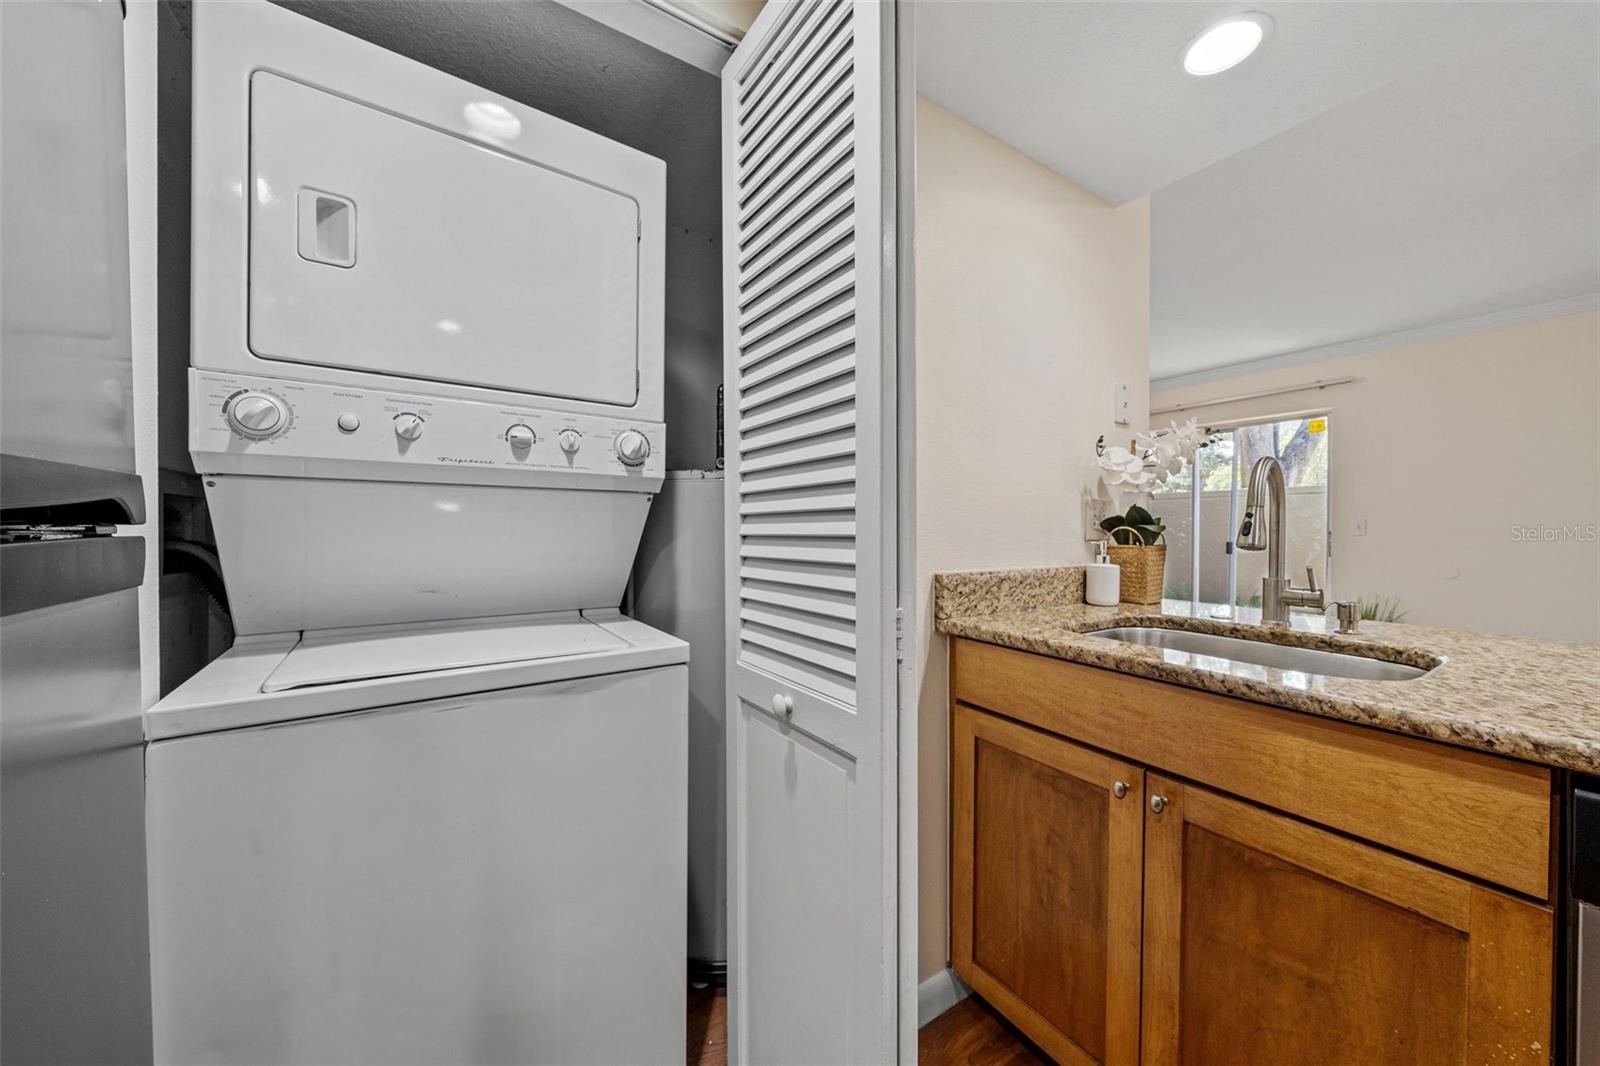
[1574,779,1600,1063]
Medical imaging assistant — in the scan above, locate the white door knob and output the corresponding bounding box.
[394,413,424,441]
[558,428,582,455]
[770,693,794,718]
[226,392,286,438]
[506,424,535,450]
[614,429,650,466]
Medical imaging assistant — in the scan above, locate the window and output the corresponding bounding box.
[1150,415,1331,617]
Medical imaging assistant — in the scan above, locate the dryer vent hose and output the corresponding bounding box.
[164,540,230,619]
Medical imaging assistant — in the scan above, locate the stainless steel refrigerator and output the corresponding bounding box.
[1,2,152,1062]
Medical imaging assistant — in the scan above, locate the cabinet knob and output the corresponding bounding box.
[1112,779,1130,799]
[1149,794,1168,814]
[770,693,794,719]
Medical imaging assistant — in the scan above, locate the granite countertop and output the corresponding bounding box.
[934,566,1600,773]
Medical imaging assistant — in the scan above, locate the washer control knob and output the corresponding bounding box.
[394,413,424,441]
[558,428,582,455]
[506,424,535,450]
[614,429,650,466]
[226,392,286,439]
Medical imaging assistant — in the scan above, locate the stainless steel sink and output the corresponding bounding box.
[1087,627,1431,682]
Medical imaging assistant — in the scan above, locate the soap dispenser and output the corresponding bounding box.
[1086,540,1121,606]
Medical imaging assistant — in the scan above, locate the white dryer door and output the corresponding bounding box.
[247,72,640,406]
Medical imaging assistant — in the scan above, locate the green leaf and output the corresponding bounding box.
[1125,504,1155,526]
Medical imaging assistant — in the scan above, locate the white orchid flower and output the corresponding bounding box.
[1152,436,1183,473]
[1175,418,1210,452]
[1096,419,1213,495]
[1122,465,1159,491]
[1097,445,1144,480]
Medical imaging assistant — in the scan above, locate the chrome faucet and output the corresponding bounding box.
[1236,456,1325,626]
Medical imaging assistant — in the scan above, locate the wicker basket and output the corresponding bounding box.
[1106,543,1166,604]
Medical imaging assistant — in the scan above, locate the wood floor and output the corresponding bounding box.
[918,995,1050,1066]
[687,986,1047,1066]
[687,984,728,1066]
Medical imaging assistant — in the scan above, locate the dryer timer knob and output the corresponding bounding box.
[615,429,650,466]
[226,392,287,439]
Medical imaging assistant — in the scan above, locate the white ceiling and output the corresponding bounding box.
[1152,3,1599,380]
[918,1,1600,382]
[917,1,1557,208]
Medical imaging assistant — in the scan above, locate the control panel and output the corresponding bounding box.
[191,371,665,487]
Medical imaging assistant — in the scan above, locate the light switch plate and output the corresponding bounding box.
[1112,383,1131,426]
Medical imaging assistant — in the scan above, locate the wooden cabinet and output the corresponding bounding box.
[1140,776,1552,1066]
[951,639,1553,899]
[948,641,1558,1065]
[951,705,1144,1066]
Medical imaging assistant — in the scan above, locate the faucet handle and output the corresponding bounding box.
[1304,565,1318,592]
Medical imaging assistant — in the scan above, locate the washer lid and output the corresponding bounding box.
[262,611,626,693]
[146,610,688,741]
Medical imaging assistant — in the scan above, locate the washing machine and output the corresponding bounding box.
[147,4,683,1063]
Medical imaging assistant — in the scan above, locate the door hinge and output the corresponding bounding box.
[637,216,642,240]
[894,607,905,663]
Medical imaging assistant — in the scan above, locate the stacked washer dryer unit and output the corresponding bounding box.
[146,4,685,1064]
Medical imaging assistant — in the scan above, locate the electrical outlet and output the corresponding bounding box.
[1084,494,1115,540]
[1352,517,1368,537]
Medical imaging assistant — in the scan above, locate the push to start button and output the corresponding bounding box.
[337,413,360,433]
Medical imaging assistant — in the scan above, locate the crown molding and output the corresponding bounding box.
[1151,293,1600,394]
[549,0,733,76]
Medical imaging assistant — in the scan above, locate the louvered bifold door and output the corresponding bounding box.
[722,1,899,1064]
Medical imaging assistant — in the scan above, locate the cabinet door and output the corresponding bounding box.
[1141,775,1552,1066]
[951,704,1144,1066]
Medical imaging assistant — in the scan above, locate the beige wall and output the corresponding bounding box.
[1151,311,1600,643]
[914,99,1151,982]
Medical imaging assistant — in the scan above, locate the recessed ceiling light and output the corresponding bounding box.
[1183,13,1273,77]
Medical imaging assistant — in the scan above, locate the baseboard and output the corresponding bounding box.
[917,968,970,1028]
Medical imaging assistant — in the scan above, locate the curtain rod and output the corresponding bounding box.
[1150,376,1356,417]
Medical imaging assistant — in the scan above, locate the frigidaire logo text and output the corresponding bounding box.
[436,456,495,465]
